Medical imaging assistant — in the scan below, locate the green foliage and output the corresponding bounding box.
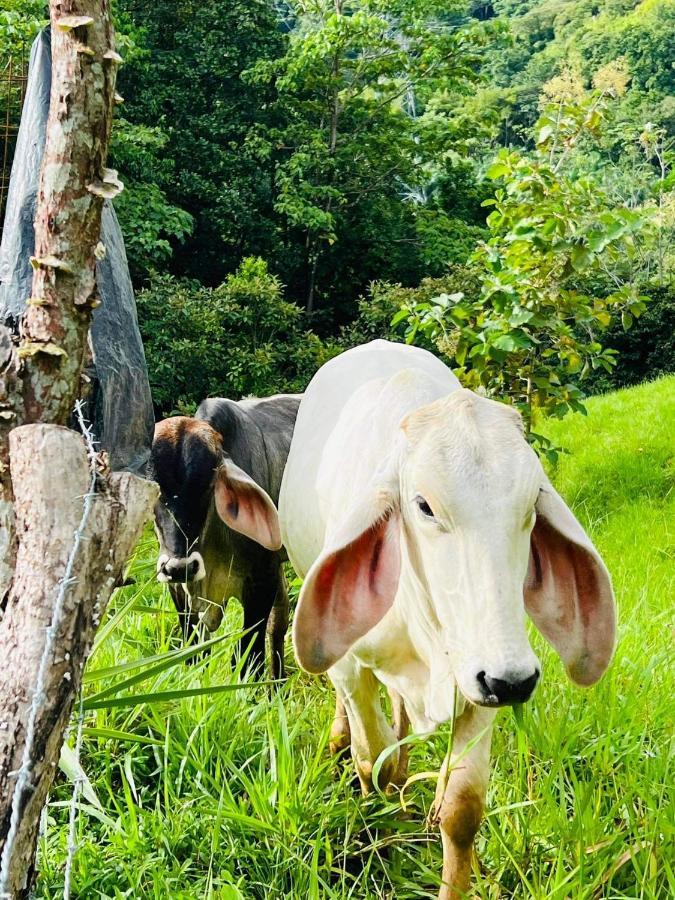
[109,0,673,393]
[414,207,486,270]
[3,0,670,398]
[583,284,675,391]
[346,268,482,349]
[113,0,285,284]
[0,0,45,57]
[137,257,336,416]
[575,0,675,96]
[114,181,193,276]
[484,0,675,143]
[35,377,675,898]
[110,121,193,277]
[245,0,489,312]
[402,88,656,445]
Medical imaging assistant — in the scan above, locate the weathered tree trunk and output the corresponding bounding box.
[21,0,120,425]
[0,2,157,894]
[0,426,156,895]
[0,0,122,604]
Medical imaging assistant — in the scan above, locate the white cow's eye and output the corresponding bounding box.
[415,496,435,518]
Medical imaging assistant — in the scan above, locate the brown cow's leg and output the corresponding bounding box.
[266,566,289,680]
[241,573,273,676]
[389,688,410,787]
[241,556,290,678]
[432,705,495,900]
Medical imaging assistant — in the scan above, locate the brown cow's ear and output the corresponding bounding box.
[214,460,281,551]
[293,493,401,674]
[525,482,616,686]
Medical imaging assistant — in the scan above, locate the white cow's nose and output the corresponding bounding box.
[476,669,540,706]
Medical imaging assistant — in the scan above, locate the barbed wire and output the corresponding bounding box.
[0,402,99,898]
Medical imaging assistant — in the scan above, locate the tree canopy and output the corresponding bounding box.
[1,0,672,418]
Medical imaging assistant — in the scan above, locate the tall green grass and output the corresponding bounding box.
[36,376,674,898]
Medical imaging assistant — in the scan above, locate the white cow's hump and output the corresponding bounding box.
[298,340,457,434]
[279,341,460,575]
[309,339,452,390]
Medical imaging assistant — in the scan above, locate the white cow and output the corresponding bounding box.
[279,340,616,899]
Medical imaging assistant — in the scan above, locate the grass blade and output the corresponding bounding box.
[83,682,275,711]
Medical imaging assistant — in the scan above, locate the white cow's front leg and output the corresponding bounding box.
[329,695,351,757]
[432,705,495,899]
[389,687,410,786]
[330,659,398,794]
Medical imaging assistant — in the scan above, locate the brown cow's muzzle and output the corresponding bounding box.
[157,552,206,584]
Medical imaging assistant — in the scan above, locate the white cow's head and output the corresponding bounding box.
[293,389,615,710]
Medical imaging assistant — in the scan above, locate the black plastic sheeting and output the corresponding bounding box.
[0,29,154,474]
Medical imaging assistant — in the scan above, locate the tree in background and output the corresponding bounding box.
[137,258,337,416]
[112,0,285,283]
[245,0,489,316]
[110,120,194,278]
[5,0,670,419]
[480,0,675,147]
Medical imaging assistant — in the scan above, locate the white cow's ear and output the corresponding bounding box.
[214,460,282,551]
[293,494,401,674]
[525,482,616,686]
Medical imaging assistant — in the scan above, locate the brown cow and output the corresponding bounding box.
[151,394,300,678]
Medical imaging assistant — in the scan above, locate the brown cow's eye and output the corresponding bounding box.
[415,496,434,518]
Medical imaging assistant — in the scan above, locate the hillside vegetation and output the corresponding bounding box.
[37,375,675,899]
[2,1,673,412]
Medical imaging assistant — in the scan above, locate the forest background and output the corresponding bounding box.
[1,0,673,427]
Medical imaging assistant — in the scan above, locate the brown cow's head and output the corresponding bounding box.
[151,417,281,585]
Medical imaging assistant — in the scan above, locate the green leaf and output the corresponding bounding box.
[85,633,230,704]
[509,307,535,326]
[82,727,164,746]
[59,743,103,810]
[82,682,274,711]
[486,162,509,180]
[491,334,518,351]
[48,800,118,830]
[536,124,554,145]
[492,331,533,351]
[570,245,593,272]
[84,633,228,684]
